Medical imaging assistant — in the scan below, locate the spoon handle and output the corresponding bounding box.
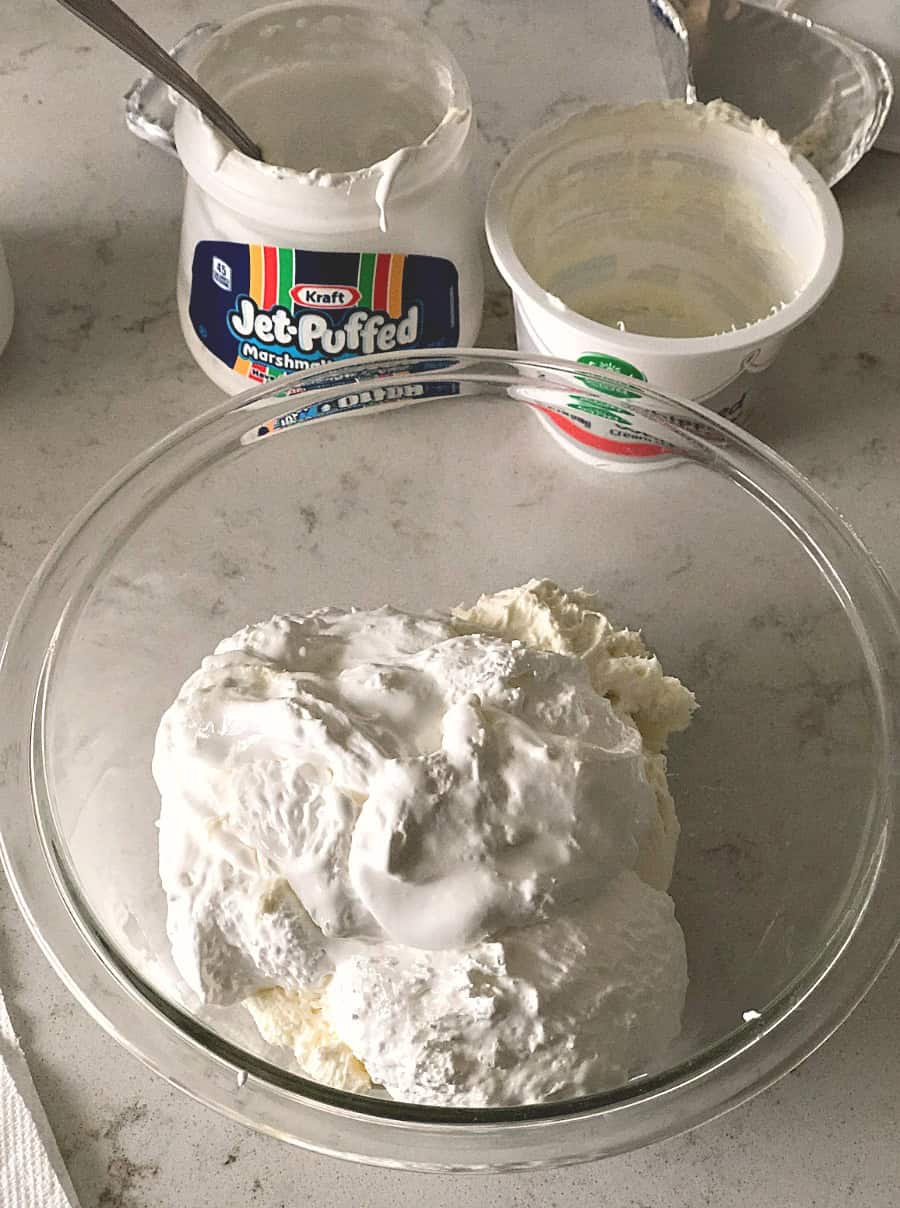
[54,0,262,160]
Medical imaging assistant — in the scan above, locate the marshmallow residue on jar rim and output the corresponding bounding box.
[488,99,836,340]
[153,580,697,1109]
[177,1,472,233]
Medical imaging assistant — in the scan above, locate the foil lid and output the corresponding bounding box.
[650,0,894,184]
[647,0,695,103]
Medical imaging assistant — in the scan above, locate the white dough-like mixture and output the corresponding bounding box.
[154,580,696,1107]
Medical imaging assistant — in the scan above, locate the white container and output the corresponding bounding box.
[133,1,483,394]
[486,101,843,467]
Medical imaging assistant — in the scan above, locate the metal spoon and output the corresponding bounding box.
[54,0,262,160]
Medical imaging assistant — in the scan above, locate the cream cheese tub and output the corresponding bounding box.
[486,100,843,468]
[128,1,483,393]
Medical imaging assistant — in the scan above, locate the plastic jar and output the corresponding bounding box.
[131,1,483,393]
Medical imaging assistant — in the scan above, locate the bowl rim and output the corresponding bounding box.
[1,348,898,1169]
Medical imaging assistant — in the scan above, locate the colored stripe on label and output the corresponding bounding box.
[357,252,376,308]
[263,246,278,309]
[249,245,263,305]
[373,253,390,312]
[387,254,405,319]
[278,247,294,311]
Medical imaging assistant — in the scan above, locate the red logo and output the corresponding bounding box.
[289,284,361,309]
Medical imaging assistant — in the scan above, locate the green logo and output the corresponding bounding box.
[575,352,647,401]
[567,396,635,424]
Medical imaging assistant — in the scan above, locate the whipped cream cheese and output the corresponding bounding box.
[497,99,813,340]
[154,580,695,1106]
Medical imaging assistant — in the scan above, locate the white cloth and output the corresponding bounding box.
[0,988,80,1208]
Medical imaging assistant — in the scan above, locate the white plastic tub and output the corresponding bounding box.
[132,1,484,394]
[486,101,843,467]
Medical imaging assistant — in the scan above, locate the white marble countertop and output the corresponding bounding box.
[1,1,899,1204]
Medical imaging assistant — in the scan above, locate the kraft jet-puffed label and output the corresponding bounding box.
[189,241,460,383]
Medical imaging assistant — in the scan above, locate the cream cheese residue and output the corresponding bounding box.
[154,580,696,1106]
[504,99,823,339]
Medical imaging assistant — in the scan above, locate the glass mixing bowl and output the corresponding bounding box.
[1,351,898,1171]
